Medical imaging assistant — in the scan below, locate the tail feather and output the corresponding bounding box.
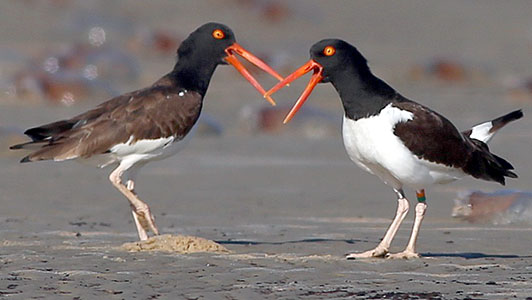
[10,139,49,150]
[24,119,78,141]
[15,138,79,163]
[490,109,523,133]
[11,118,82,163]
[464,139,517,185]
[464,109,523,143]
[11,119,83,163]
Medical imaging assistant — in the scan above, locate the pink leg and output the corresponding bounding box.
[109,164,159,241]
[387,189,427,259]
[347,189,410,259]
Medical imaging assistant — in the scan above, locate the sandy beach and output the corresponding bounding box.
[1,1,531,299]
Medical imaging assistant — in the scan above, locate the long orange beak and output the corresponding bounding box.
[264,59,323,123]
[225,43,283,106]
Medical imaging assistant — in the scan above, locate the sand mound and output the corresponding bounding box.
[121,234,229,254]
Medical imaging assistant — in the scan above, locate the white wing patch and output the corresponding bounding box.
[468,121,494,143]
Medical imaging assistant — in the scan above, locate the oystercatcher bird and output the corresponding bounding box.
[265,39,523,259]
[11,23,283,241]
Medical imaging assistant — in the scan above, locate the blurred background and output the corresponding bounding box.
[1,1,531,134]
[1,0,531,227]
[1,2,531,298]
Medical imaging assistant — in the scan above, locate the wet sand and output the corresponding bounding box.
[2,134,531,299]
[1,1,532,299]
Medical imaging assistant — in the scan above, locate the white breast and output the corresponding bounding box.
[110,135,176,157]
[82,124,197,169]
[342,104,464,190]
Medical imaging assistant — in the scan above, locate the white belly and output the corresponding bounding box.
[342,104,464,190]
[82,124,197,169]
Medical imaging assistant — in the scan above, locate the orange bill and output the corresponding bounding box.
[264,59,324,123]
[225,43,283,106]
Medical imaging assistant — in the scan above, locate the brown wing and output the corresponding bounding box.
[22,75,175,141]
[393,101,472,168]
[16,75,203,162]
[393,101,516,184]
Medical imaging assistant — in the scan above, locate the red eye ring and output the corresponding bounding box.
[323,46,336,56]
[212,29,225,39]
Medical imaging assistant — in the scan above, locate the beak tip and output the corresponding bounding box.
[265,95,276,106]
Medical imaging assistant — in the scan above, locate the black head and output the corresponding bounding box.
[265,38,393,123]
[172,22,282,102]
[309,39,369,83]
[177,22,236,65]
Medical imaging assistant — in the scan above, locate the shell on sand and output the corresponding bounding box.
[121,234,229,254]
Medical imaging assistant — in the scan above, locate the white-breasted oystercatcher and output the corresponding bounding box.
[266,39,522,259]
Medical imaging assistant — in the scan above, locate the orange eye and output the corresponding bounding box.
[212,29,225,39]
[323,46,336,56]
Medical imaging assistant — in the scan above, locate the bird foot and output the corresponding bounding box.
[346,247,388,259]
[132,208,160,241]
[385,250,420,259]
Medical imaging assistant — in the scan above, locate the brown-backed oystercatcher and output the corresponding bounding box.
[11,23,283,241]
[266,39,523,259]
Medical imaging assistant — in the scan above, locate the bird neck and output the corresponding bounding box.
[330,68,398,120]
[170,57,219,97]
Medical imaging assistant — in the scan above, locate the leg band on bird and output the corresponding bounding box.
[416,189,426,203]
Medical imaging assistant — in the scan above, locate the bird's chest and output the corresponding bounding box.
[341,105,421,187]
[342,105,414,166]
